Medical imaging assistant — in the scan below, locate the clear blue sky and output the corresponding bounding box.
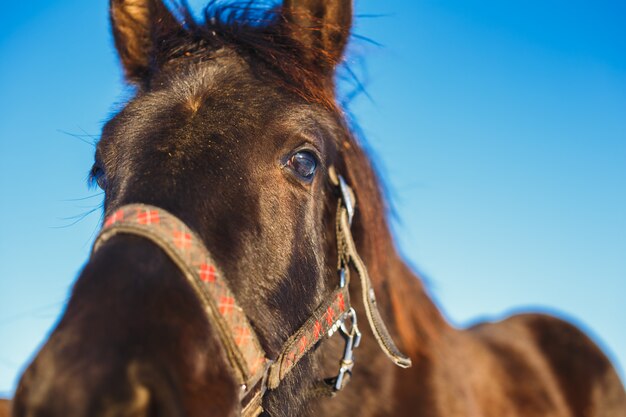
[0,0,624,395]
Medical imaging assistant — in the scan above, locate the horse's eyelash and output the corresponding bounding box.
[87,167,99,189]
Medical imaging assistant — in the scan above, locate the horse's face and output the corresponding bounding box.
[97,48,344,351]
[14,1,353,416]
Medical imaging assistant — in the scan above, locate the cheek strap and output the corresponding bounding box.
[332,174,412,369]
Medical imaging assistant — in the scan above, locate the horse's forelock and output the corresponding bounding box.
[153,1,344,110]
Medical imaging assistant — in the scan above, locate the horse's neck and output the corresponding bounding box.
[344,185,449,352]
[338,149,454,411]
[368,241,451,360]
[341,144,450,355]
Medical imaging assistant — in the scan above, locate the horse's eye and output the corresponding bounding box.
[287,151,318,181]
[89,165,107,190]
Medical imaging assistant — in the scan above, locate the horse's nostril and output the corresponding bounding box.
[126,363,184,417]
[124,383,151,417]
[96,381,154,417]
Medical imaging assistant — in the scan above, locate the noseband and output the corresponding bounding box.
[92,171,411,416]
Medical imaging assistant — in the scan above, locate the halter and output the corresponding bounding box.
[92,170,411,416]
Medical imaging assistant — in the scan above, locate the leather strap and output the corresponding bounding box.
[241,388,264,417]
[336,205,412,368]
[331,169,412,369]
[266,286,351,389]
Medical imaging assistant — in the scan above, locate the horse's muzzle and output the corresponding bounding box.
[12,234,241,417]
[13,360,186,417]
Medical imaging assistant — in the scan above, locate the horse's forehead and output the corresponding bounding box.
[156,52,337,130]
[164,55,254,108]
[105,60,270,148]
[103,52,338,163]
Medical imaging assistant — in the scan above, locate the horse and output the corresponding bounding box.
[4,0,625,416]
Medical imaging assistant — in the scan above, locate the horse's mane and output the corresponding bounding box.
[162,0,339,109]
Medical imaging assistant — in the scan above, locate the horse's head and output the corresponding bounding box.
[13,1,407,416]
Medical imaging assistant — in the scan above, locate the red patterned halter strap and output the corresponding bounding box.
[92,173,411,416]
[92,205,351,391]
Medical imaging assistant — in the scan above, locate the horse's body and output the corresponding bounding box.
[5,1,625,416]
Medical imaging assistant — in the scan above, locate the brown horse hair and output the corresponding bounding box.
[140,1,344,110]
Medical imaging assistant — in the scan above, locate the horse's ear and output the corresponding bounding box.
[282,0,353,73]
[110,0,181,82]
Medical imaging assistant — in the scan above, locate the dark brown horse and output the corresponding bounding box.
[3,1,625,416]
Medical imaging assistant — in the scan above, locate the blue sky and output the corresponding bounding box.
[0,0,624,394]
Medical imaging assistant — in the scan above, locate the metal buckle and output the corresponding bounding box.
[339,267,347,288]
[333,308,362,391]
[338,175,355,225]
